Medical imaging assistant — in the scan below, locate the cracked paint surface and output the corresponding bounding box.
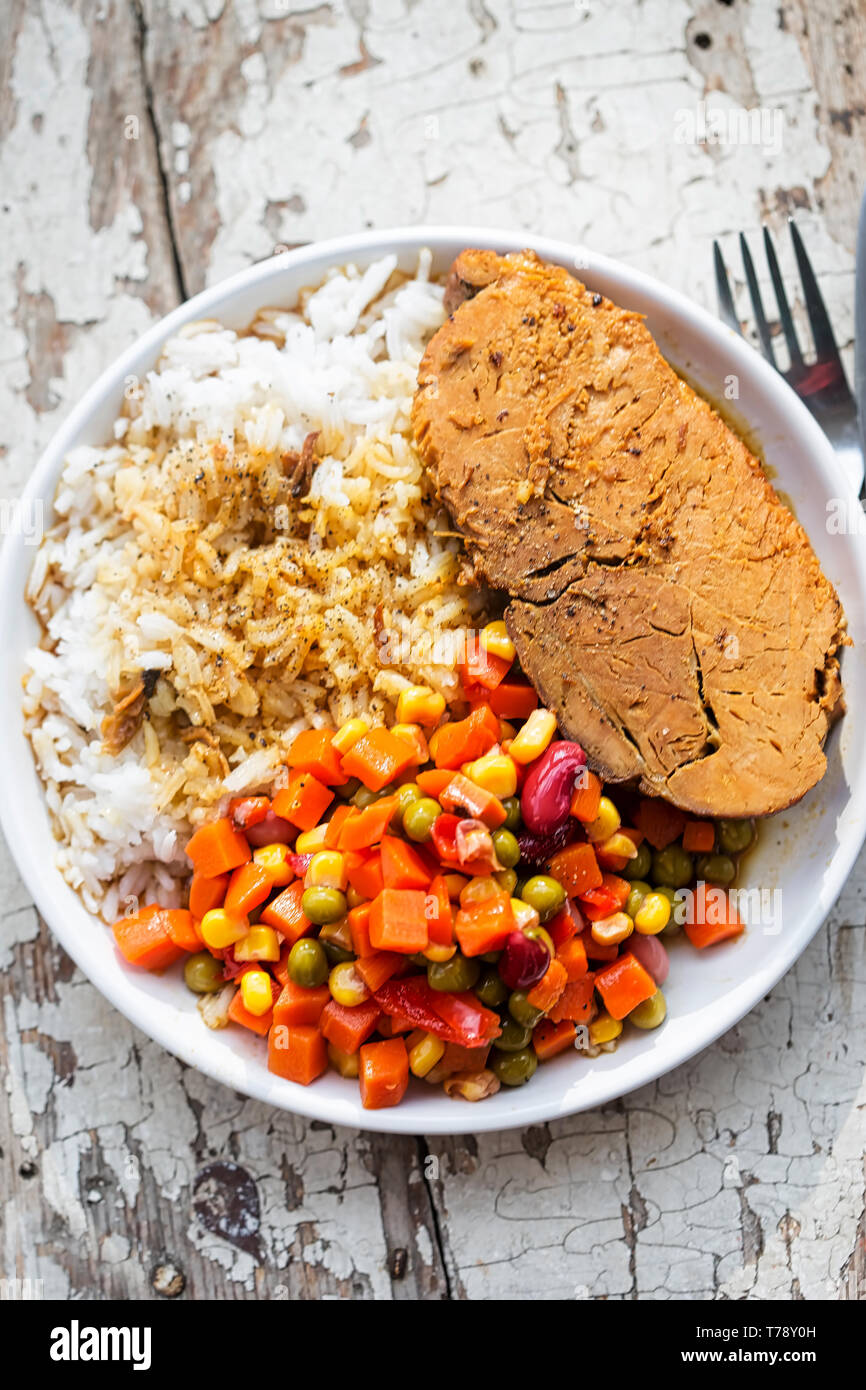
[1,0,864,1299]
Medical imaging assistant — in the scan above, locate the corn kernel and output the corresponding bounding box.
[305,849,347,891]
[460,875,500,907]
[596,831,638,860]
[589,1010,623,1045]
[408,1031,446,1078]
[590,911,634,946]
[332,716,369,754]
[480,620,515,662]
[327,1042,360,1078]
[510,898,541,931]
[295,823,330,853]
[509,708,557,764]
[234,926,281,962]
[200,908,249,950]
[443,872,469,900]
[390,722,429,765]
[396,685,446,728]
[466,752,518,797]
[585,796,622,843]
[329,961,370,1007]
[252,842,294,886]
[634,891,671,935]
[423,941,457,963]
[240,969,273,1017]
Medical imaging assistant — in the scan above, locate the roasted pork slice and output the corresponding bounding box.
[412,248,845,818]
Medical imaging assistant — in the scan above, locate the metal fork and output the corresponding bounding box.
[713,221,864,497]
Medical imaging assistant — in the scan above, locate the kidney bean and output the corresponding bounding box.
[628,933,670,985]
[520,740,588,836]
[516,818,575,870]
[244,810,296,847]
[498,930,550,990]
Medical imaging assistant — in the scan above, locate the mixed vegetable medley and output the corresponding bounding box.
[112,622,753,1110]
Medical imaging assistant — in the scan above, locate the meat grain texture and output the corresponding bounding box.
[413,249,846,818]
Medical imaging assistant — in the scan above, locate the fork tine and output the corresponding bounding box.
[713,241,741,334]
[763,225,804,369]
[739,233,778,368]
[789,219,845,368]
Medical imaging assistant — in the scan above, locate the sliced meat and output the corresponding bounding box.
[412,248,846,818]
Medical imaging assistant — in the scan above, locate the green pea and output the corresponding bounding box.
[508,990,543,1029]
[183,952,224,994]
[625,880,652,921]
[624,842,652,880]
[520,874,566,922]
[480,949,502,964]
[302,886,347,925]
[716,818,755,855]
[695,852,736,886]
[493,1017,533,1052]
[629,989,667,1030]
[428,953,480,992]
[288,937,329,988]
[321,939,354,966]
[353,783,393,808]
[490,1046,538,1086]
[651,845,694,890]
[475,967,509,1009]
[395,782,422,820]
[655,885,683,936]
[402,797,442,842]
[502,796,522,832]
[336,776,362,801]
[492,827,520,869]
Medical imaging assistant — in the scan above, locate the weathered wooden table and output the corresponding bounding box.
[2,0,864,1300]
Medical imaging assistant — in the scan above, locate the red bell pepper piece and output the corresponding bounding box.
[374,976,501,1047]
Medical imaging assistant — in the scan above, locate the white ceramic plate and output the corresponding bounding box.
[2,227,864,1134]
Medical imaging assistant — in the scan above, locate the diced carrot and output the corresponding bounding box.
[189,870,228,920]
[391,724,429,766]
[225,861,273,917]
[440,773,507,828]
[548,975,597,1025]
[601,873,631,908]
[261,880,312,944]
[320,998,382,1054]
[434,1041,491,1076]
[458,635,512,692]
[272,772,334,832]
[267,1024,328,1085]
[345,848,384,901]
[584,936,619,962]
[635,798,686,850]
[272,944,292,989]
[595,952,656,1020]
[380,836,433,891]
[186,817,251,878]
[683,884,744,949]
[112,906,185,972]
[359,1038,409,1109]
[579,875,630,919]
[548,842,603,897]
[426,874,455,946]
[416,768,455,799]
[682,820,716,853]
[488,680,538,719]
[369,887,429,953]
[286,728,347,786]
[337,795,400,851]
[340,728,415,791]
[454,893,515,957]
[356,950,405,992]
[324,803,354,848]
[273,979,330,1027]
[429,704,500,770]
[228,796,271,831]
[348,902,375,958]
[556,935,588,981]
[526,958,568,1013]
[532,1018,577,1060]
[164,908,201,953]
[228,989,274,1036]
[569,769,603,823]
